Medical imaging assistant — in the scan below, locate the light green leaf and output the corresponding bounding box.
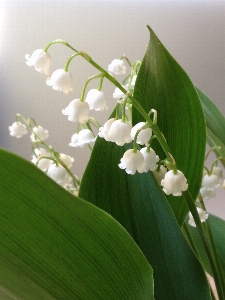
[196,88,225,165]
[132,26,206,226]
[184,215,225,279]
[79,138,211,300]
[0,148,154,300]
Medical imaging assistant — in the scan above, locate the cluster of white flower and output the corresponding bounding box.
[9,119,79,191]
[25,49,188,196]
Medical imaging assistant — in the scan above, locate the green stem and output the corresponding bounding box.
[183,190,225,300]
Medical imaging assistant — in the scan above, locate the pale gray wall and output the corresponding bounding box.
[0,0,225,218]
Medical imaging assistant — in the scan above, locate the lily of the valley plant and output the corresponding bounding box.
[1,26,225,299]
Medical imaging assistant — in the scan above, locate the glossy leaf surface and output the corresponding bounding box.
[0,148,154,300]
[132,27,206,225]
[79,138,211,300]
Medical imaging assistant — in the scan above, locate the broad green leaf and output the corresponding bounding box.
[196,88,225,166]
[184,215,225,279]
[132,26,206,225]
[79,138,211,300]
[0,148,154,300]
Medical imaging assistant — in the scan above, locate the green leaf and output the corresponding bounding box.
[184,215,225,279]
[79,138,211,300]
[132,26,206,225]
[0,148,154,300]
[196,88,225,165]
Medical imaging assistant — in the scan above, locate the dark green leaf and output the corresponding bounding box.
[196,88,225,166]
[184,215,225,279]
[132,26,206,225]
[79,137,211,300]
[0,148,154,300]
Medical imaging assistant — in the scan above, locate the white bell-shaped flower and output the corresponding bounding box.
[31,126,49,142]
[31,148,51,171]
[200,187,216,201]
[108,59,127,75]
[62,99,90,123]
[140,147,159,172]
[98,118,115,138]
[69,133,79,147]
[153,165,168,184]
[77,129,96,147]
[188,207,209,227]
[105,119,132,146]
[47,164,71,187]
[59,153,74,169]
[131,122,152,146]
[85,89,108,111]
[113,87,126,100]
[70,129,96,148]
[119,149,145,175]
[202,173,220,189]
[9,122,27,138]
[212,166,223,179]
[46,69,73,94]
[25,49,51,75]
[161,170,188,196]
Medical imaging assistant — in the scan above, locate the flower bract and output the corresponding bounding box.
[119,149,145,175]
[108,59,127,75]
[188,207,209,227]
[9,122,28,138]
[25,49,51,75]
[46,69,73,94]
[85,89,108,111]
[62,99,90,123]
[161,170,188,196]
[105,119,132,146]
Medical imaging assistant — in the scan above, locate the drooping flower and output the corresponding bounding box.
[9,122,28,138]
[85,89,108,111]
[105,119,132,146]
[30,126,49,142]
[200,187,216,201]
[140,147,159,172]
[46,69,73,94]
[98,118,115,138]
[202,173,220,189]
[25,49,51,75]
[62,99,90,123]
[31,148,51,171]
[153,165,168,184]
[130,122,152,146]
[113,86,126,100]
[69,129,95,147]
[119,149,145,175]
[108,59,127,75]
[161,170,188,196]
[69,133,79,147]
[47,164,71,187]
[212,166,223,179]
[58,153,74,169]
[188,207,209,227]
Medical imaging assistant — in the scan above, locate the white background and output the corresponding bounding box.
[0,0,225,218]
